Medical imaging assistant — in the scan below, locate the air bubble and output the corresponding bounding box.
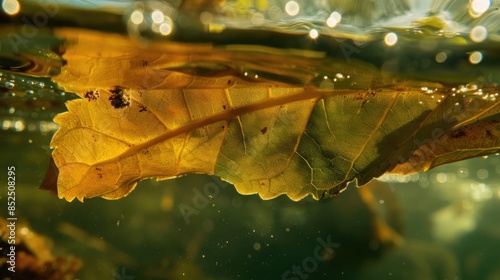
[477,169,489,180]
[458,168,469,178]
[435,52,447,63]
[436,173,447,183]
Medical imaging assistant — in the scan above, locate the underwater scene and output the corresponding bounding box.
[1,0,500,279]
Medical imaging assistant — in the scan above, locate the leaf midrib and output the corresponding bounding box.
[92,87,360,167]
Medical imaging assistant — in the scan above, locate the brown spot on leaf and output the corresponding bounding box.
[95,167,103,178]
[109,86,130,109]
[260,127,268,134]
[84,90,99,101]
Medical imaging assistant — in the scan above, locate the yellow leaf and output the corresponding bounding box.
[44,29,500,202]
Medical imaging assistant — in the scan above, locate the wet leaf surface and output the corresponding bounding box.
[43,29,500,202]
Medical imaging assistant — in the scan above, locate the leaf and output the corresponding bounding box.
[44,29,500,202]
[390,119,500,174]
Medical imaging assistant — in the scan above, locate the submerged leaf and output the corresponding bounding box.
[45,29,500,202]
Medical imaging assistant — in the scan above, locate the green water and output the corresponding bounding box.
[1,0,500,279]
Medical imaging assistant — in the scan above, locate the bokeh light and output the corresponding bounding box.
[469,51,483,64]
[200,11,213,25]
[130,10,144,25]
[285,1,299,16]
[435,52,447,63]
[2,0,20,15]
[152,10,164,24]
[384,32,398,46]
[326,11,341,28]
[469,0,490,18]
[159,21,172,36]
[470,25,488,43]
[309,29,318,39]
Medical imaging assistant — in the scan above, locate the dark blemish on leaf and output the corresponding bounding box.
[356,91,371,103]
[139,104,147,112]
[95,167,103,179]
[260,127,268,134]
[84,90,99,101]
[142,60,148,67]
[223,105,226,110]
[109,86,130,109]
[486,130,493,138]
[329,188,341,196]
[451,129,466,139]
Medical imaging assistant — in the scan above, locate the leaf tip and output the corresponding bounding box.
[39,157,59,197]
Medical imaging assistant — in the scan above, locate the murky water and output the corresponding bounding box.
[1,0,500,279]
